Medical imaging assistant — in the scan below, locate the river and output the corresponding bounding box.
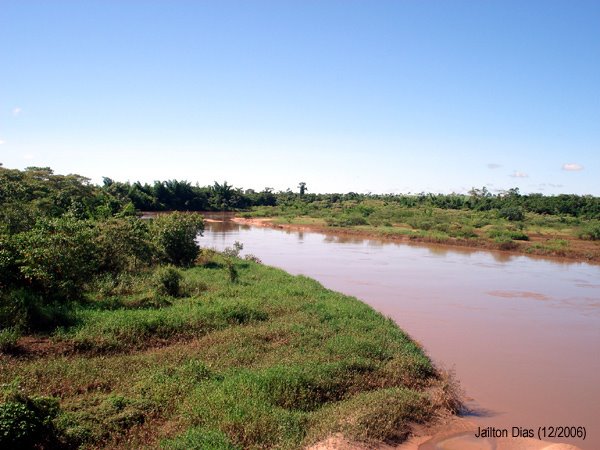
[202,217,600,449]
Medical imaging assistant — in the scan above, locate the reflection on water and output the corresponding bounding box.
[203,219,600,449]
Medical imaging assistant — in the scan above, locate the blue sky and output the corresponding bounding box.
[1,1,599,195]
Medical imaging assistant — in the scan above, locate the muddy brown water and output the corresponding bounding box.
[202,217,600,449]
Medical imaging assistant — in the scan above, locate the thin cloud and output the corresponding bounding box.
[510,171,528,178]
[487,163,502,169]
[12,107,22,116]
[23,153,35,160]
[562,163,583,171]
[532,183,563,191]
[0,139,5,145]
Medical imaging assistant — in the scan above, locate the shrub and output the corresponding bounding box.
[153,266,183,297]
[326,214,368,227]
[244,254,262,264]
[0,288,76,331]
[222,241,243,258]
[0,394,60,448]
[150,212,204,266]
[13,216,98,301]
[225,260,238,283]
[498,206,524,221]
[95,217,153,273]
[578,222,600,241]
[0,327,20,353]
[487,228,529,241]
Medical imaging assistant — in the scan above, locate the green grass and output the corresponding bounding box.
[0,256,452,449]
[244,201,600,261]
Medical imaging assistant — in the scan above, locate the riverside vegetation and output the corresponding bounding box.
[97,172,600,261]
[239,192,600,262]
[1,166,461,448]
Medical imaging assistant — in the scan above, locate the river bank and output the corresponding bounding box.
[205,218,597,449]
[1,252,461,448]
[232,217,600,264]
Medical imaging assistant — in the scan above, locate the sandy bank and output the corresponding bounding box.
[309,416,582,450]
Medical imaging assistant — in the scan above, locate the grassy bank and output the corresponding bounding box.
[0,252,457,449]
[240,201,600,262]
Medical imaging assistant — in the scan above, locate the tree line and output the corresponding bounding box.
[105,175,600,219]
[2,166,599,225]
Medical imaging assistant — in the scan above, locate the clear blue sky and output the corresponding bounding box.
[1,1,599,195]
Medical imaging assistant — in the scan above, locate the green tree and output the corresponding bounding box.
[210,181,234,210]
[298,182,308,196]
[13,216,98,301]
[150,212,204,266]
[95,217,153,273]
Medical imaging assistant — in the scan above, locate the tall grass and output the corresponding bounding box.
[1,258,453,448]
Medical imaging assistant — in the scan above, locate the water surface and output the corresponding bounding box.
[203,219,600,449]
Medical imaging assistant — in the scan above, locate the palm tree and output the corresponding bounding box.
[212,181,234,210]
[298,182,308,196]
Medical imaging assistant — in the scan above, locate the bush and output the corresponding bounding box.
[0,394,60,448]
[244,254,262,264]
[0,327,20,353]
[578,222,600,241]
[13,216,98,301]
[488,228,529,241]
[222,241,244,258]
[153,266,183,297]
[150,213,204,266]
[0,288,76,331]
[498,206,524,221]
[225,260,238,283]
[95,217,153,273]
[326,214,368,227]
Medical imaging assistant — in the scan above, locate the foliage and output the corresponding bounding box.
[0,288,76,331]
[225,260,239,283]
[0,393,60,448]
[298,182,308,196]
[243,254,262,264]
[578,222,600,241]
[0,166,129,234]
[222,241,244,258]
[326,213,368,227]
[0,327,20,353]
[150,212,204,266]
[95,217,153,273]
[487,227,529,241]
[498,206,524,221]
[13,215,98,301]
[153,265,183,297]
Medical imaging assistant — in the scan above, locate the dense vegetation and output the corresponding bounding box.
[0,166,459,448]
[0,166,204,332]
[99,171,600,260]
[100,172,600,219]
